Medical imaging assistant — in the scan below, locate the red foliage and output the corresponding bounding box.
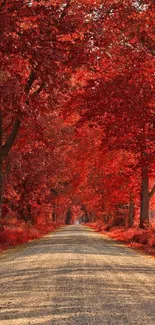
[0,0,155,251]
[87,222,155,257]
[0,216,62,252]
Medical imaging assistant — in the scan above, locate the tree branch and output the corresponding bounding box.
[2,118,21,159]
[2,70,40,159]
[149,185,155,201]
[60,0,71,19]
[25,70,36,94]
[138,28,155,57]
[3,119,14,133]
[31,82,45,97]
[0,0,6,11]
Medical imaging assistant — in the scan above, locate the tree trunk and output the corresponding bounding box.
[65,207,72,224]
[52,202,56,222]
[129,193,134,227]
[0,111,2,218]
[89,211,93,222]
[81,204,89,223]
[0,72,39,219]
[140,163,149,228]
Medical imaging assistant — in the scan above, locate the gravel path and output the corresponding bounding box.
[0,225,155,325]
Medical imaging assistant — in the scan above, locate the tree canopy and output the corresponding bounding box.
[0,0,155,233]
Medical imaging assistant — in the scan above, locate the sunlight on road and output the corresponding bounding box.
[0,226,155,325]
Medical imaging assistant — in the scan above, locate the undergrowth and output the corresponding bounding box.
[86,222,155,257]
[0,218,63,252]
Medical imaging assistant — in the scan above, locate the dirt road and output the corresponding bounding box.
[0,225,155,325]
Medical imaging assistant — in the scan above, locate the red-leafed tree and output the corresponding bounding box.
[1,0,155,231]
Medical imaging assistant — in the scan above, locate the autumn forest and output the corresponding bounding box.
[0,0,155,252]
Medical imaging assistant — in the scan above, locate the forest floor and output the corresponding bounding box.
[86,222,155,257]
[0,225,155,325]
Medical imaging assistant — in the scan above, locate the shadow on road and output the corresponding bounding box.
[0,225,155,325]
